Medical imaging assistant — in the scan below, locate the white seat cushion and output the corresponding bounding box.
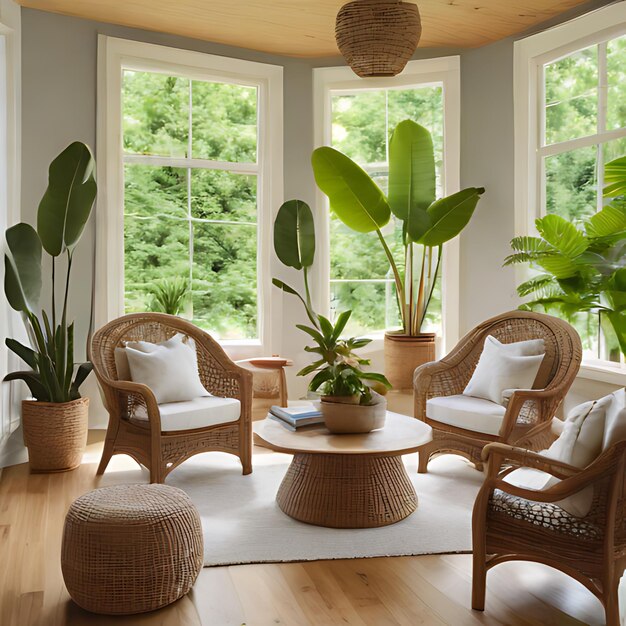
[426,394,506,436]
[133,396,240,431]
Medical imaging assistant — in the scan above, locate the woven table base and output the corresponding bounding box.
[276,453,417,528]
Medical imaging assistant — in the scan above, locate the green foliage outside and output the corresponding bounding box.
[542,34,626,358]
[122,70,258,339]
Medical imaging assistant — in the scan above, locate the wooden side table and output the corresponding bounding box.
[253,412,432,528]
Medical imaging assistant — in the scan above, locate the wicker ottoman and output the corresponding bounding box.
[61,484,203,615]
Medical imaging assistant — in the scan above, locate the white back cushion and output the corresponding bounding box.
[125,333,210,404]
[544,396,612,468]
[602,388,626,451]
[463,335,546,405]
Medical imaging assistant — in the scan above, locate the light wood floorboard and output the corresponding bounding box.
[0,430,613,626]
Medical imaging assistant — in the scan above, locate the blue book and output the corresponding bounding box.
[269,405,323,427]
[268,413,324,431]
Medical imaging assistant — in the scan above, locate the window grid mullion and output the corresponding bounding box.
[187,80,194,318]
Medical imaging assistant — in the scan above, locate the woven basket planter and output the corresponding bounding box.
[335,0,422,78]
[384,332,435,391]
[22,397,89,472]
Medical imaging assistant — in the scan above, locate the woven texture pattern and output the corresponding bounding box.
[414,310,582,473]
[22,397,88,472]
[89,313,253,483]
[489,489,601,540]
[61,484,203,615]
[335,0,421,77]
[472,440,626,625]
[277,452,417,528]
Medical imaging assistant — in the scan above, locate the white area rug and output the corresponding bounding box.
[100,451,484,567]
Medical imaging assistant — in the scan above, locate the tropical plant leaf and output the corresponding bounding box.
[70,362,93,400]
[536,214,587,258]
[311,146,390,233]
[308,368,334,391]
[4,223,42,313]
[296,359,326,377]
[330,310,351,342]
[388,120,435,240]
[412,187,485,246]
[3,371,49,401]
[317,315,334,340]
[295,323,327,348]
[509,236,555,254]
[516,274,558,298]
[359,371,392,387]
[5,338,38,370]
[273,199,315,270]
[37,141,97,256]
[584,203,626,238]
[604,156,626,198]
[536,254,580,279]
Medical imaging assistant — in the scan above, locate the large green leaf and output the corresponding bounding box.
[388,120,435,238]
[273,199,315,270]
[536,214,588,258]
[604,156,626,198]
[37,141,97,256]
[5,338,38,370]
[536,254,580,279]
[4,223,42,313]
[412,187,484,246]
[584,203,626,238]
[311,146,390,233]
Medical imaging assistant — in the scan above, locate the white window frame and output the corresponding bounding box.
[96,36,283,355]
[514,1,626,382]
[313,56,461,353]
[0,0,21,443]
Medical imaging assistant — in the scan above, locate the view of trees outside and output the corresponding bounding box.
[122,70,259,339]
[329,86,444,336]
[543,34,626,360]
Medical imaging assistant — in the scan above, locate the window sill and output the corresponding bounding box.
[577,360,626,386]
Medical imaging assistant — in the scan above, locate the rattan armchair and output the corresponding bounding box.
[90,313,253,483]
[472,440,626,625]
[414,310,582,472]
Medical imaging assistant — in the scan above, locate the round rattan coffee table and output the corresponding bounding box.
[253,411,432,528]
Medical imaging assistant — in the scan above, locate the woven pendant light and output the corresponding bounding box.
[335,0,422,78]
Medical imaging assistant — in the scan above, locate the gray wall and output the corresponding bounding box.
[18,2,621,428]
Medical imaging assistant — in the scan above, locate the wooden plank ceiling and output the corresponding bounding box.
[18,0,593,57]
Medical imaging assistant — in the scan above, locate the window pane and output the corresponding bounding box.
[124,164,188,219]
[544,45,597,145]
[330,281,400,336]
[122,70,189,157]
[545,146,597,221]
[570,312,599,360]
[190,170,256,222]
[607,35,626,131]
[124,216,190,313]
[331,91,386,165]
[192,222,257,339]
[603,136,626,166]
[191,81,257,162]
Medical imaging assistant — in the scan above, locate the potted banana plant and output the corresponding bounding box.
[311,119,484,389]
[4,142,97,472]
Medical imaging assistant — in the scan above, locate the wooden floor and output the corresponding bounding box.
[0,431,615,626]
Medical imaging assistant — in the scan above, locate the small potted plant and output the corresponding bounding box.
[272,200,391,433]
[3,142,96,472]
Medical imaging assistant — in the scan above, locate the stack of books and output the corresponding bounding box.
[269,404,324,431]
